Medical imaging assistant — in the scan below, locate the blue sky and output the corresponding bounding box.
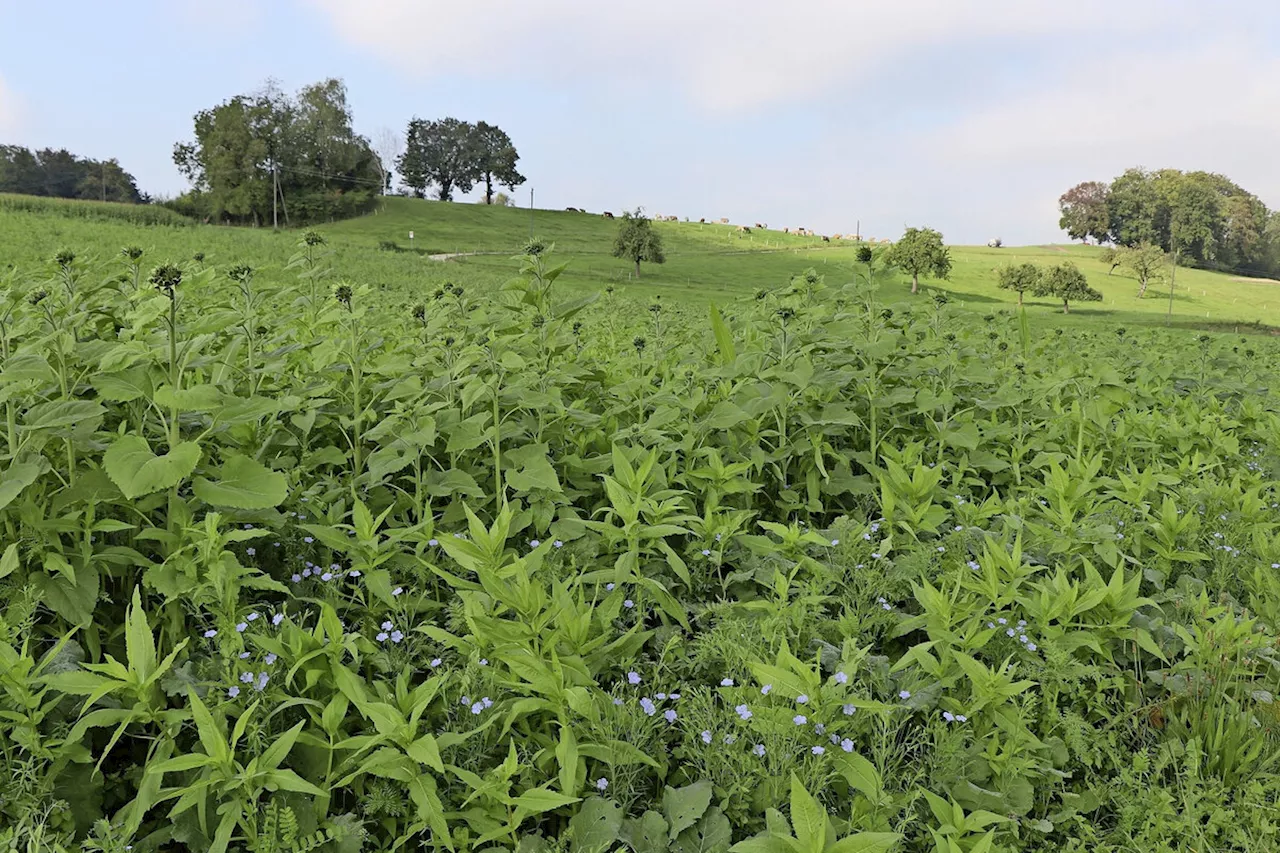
[2,0,1278,245]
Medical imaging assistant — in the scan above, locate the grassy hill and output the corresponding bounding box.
[2,194,1277,331]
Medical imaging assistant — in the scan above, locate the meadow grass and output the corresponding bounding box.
[3,193,1276,332]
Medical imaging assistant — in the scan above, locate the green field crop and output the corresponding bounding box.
[2,203,1280,852]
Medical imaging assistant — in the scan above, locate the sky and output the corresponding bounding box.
[2,0,1279,245]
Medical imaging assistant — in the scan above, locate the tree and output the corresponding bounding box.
[1098,247,1121,275]
[1033,262,1101,313]
[1058,181,1110,243]
[996,262,1041,306]
[397,117,481,201]
[612,209,665,278]
[885,227,951,294]
[172,78,380,225]
[1119,243,1166,298]
[1106,168,1162,247]
[0,145,144,202]
[473,121,525,205]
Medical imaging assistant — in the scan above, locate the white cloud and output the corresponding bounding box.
[304,0,1163,112]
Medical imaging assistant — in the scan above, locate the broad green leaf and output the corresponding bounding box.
[125,586,157,681]
[0,543,17,579]
[192,454,287,509]
[788,774,826,853]
[511,787,581,816]
[91,370,150,402]
[709,303,736,365]
[104,435,201,499]
[824,833,902,853]
[623,811,670,853]
[0,459,49,511]
[154,383,224,412]
[23,400,106,430]
[663,780,713,840]
[569,797,623,853]
[834,753,883,801]
[672,808,732,853]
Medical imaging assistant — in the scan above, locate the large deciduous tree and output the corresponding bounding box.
[612,209,665,278]
[997,262,1041,306]
[1033,261,1101,313]
[885,227,951,294]
[1058,181,1110,244]
[172,78,381,225]
[0,145,145,202]
[397,117,482,201]
[473,121,525,205]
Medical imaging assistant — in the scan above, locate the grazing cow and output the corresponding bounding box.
[668,215,678,222]
[699,218,706,223]
[822,235,830,242]
[738,226,752,234]
[565,207,578,212]
[754,222,764,229]
[783,227,790,234]
[880,238,890,244]
[720,217,730,224]
[602,211,614,219]
[832,234,843,240]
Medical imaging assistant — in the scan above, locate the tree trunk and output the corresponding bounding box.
[439,181,452,202]
[1062,299,1070,314]
[634,260,642,279]
[1017,290,1023,307]
[911,273,919,294]
[1137,276,1147,298]
[484,173,493,204]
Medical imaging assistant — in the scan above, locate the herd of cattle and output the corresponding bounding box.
[560,206,885,243]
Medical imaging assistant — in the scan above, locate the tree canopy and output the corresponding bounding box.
[171,78,382,225]
[396,118,525,203]
[0,145,145,203]
[612,210,666,278]
[885,227,951,294]
[1119,243,1167,298]
[996,262,1041,306]
[1059,168,1279,276]
[1032,262,1101,313]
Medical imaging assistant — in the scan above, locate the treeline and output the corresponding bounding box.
[167,77,526,226]
[1059,168,1279,275]
[0,145,146,203]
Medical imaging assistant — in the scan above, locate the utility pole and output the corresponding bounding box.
[101,161,106,202]
[272,160,279,230]
[1166,248,1179,326]
[529,187,534,239]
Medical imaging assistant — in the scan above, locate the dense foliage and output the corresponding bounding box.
[171,79,383,226]
[612,210,667,278]
[397,118,525,203]
[883,229,951,294]
[2,232,1280,853]
[1059,169,1280,276]
[0,145,146,204]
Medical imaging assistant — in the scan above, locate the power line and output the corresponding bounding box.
[273,163,385,188]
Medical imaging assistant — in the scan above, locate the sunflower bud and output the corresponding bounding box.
[149,263,183,294]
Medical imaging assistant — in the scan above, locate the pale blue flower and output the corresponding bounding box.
[596,778,609,791]
[735,704,752,720]
[656,693,666,700]
[943,711,955,722]
[752,744,766,757]
[628,671,641,685]
[482,697,493,708]
[834,671,848,684]
[471,701,484,715]
[613,697,624,706]
[793,715,807,725]
[203,629,217,638]
[321,572,333,581]
[265,653,277,665]
[796,694,809,704]
[431,658,442,667]
[898,690,911,700]
[830,538,840,546]
[377,631,389,642]
[723,734,736,744]
[428,538,439,547]
[291,574,302,583]
[702,549,711,556]
[606,583,616,591]
[761,684,772,695]
[391,630,404,643]
[392,587,403,596]
[956,714,967,722]
[272,613,284,626]
[814,723,825,735]
[840,738,854,752]
[812,745,825,755]
[254,672,269,691]
[1027,643,1037,651]
[554,540,563,548]
[240,672,254,684]
[640,697,656,716]
[623,599,634,609]
[720,677,734,687]
[843,704,856,715]
[236,622,248,633]
[480,658,488,666]
[530,540,541,548]
[228,686,240,698]
[304,537,314,544]
[664,709,677,722]
[381,620,394,631]
[246,547,256,556]
[701,730,713,744]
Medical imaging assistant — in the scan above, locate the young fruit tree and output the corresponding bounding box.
[612,210,666,278]
[1033,261,1102,313]
[1120,242,1167,298]
[1098,246,1121,275]
[885,227,951,293]
[997,262,1041,306]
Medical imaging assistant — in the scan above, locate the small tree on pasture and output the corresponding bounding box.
[997,262,1041,306]
[1033,261,1101,313]
[885,227,951,294]
[612,210,666,278]
[1120,242,1167,298]
[1098,246,1121,275]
